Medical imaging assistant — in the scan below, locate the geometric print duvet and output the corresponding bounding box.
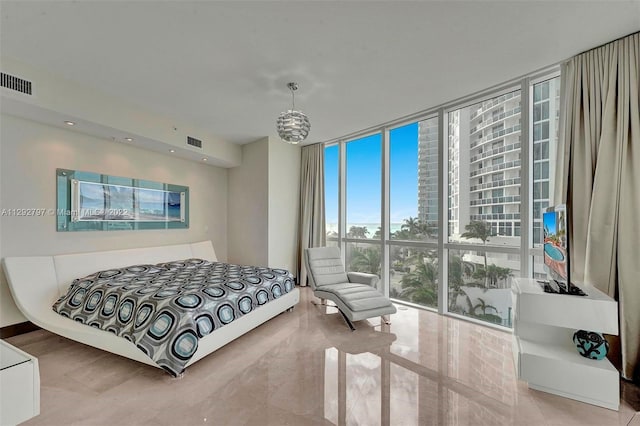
[52,258,295,376]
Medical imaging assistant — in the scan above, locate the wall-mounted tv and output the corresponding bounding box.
[542,204,586,296]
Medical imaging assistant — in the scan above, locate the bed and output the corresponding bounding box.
[2,241,300,375]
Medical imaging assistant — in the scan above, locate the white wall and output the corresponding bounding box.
[267,138,300,273]
[0,114,228,326]
[227,137,269,266]
[227,136,301,275]
[2,58,241,168]
[0,111,6,325]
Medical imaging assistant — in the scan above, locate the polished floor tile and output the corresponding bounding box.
[6,287,639,426]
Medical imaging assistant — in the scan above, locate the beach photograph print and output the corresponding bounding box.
[75,180,183,222]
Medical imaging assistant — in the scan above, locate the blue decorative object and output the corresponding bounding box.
[573,330,609,360]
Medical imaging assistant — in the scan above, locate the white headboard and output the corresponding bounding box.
[52,241,215,296]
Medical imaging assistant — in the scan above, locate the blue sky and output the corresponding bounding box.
[543,210,557,236]
[325,123,419,225]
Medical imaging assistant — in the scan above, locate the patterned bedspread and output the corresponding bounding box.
[52,258,295,376]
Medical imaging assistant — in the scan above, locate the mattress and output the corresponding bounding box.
[52,258,295,376]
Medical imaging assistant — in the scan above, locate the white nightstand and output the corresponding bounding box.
[511,277,619,410]
[0,340,40,425]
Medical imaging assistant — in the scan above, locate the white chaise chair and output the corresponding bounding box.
[304,246,396,331]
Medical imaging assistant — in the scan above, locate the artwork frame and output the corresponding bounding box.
[57,169,189,232]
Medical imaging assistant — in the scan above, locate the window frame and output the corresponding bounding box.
[323,66,560,331]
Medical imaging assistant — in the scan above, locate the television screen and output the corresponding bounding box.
[543,205,569,285]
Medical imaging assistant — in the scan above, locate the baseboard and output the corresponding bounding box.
[0,321,40,339]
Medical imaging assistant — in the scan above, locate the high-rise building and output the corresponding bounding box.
[446,84,556,239]
[417,117,439,225]
[532,79,560,245]
[465,91,522,239]
[418,80,558,247]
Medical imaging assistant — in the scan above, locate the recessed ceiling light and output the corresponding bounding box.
[169,149,176,153]
[202,158,208,162]
[124,137,133,142]
[64,121,75,126]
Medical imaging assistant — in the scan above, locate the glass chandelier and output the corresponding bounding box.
[276,82,310,144]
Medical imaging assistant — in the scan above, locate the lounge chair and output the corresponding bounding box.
[304,246,396,331]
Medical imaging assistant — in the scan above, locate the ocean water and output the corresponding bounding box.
[327,223,403,238]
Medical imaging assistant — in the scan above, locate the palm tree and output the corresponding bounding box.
[347,225,369,239]
[461,220,492,243]
[492,265,513,288]
[401,217,421,238]
[470,297,502,325]
[472,297,496,315]
[461,221,492,286]
[448,255,466,312]
[393,228,412,240]
[373,226,382,239]
[418,221,437,239]
[448,255,466,287]
[404,248,434,267]
[349,247,381,275]
[473,264,513,288]
[400,261,438,307]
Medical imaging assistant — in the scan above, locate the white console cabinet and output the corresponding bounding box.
[0,340,40,425]
[511,277,619,410]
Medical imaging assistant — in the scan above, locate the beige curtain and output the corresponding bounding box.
[297,143,326,286]
[555,32,639,381]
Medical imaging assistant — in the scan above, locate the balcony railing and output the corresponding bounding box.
[469,195,521,206]
[470,106,521,134]
[470,142,521,163]
[469,159,521,177]
[469,177,521,192]
[470,124,522,149]
[470,92,520,120]
[470,213,521,221]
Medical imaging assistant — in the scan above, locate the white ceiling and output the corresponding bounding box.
[1,1,639,145]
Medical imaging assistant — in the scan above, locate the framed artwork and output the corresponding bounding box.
[57,169,189,231]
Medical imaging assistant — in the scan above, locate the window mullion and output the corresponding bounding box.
[520,78,531,278]
[437,108,447,315]
[338,140,346,265]
[382,127,390,297]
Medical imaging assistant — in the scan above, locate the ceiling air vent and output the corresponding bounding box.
[1,72,32,95]
[187,136,202,149]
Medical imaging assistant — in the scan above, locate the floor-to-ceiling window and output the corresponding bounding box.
[389,118,439,309]
[445,89,522,327]
[325,144,339,248]
[324,68,559,329]
[531,76,561,279]
[345,134,382,275]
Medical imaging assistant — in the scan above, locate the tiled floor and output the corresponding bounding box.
[6,287,640,425]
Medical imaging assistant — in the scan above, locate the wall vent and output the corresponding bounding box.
[187,136,202,149]
[1,72,32,95]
